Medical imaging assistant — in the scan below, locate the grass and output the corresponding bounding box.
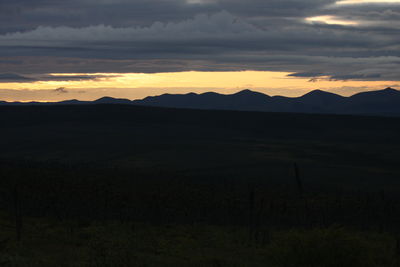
[1,106,400,266]
[0,212,398,267]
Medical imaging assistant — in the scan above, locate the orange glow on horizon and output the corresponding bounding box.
[0,71,398,101]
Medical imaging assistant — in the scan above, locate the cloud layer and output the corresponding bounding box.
[0,0,399,81]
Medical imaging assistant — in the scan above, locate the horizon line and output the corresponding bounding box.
[1,87,398,103]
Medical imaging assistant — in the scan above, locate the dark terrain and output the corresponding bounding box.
[2,87,400,116]
[135,87,400,116]
[1,104,400,266]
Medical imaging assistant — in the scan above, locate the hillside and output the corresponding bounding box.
[134,87,400,115]
[2,87,400,116]
[1,105,400,266]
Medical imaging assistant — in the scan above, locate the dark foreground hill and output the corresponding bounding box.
[1,105,400,266]
[1,87,400,116]
[1,104,400,178]
[1,104,400,216]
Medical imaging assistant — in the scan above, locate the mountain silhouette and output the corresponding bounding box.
[58,99,87,105]
[94,96,132,104]
[346,87,400,115]
[134,88,400,115]
[298,90,345,105]
[137,90,273,111]
[350,88,400,104]
[1,88,400,116]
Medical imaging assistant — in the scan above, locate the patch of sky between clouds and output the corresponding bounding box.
[335,0,400,5]
[306,0,400,26]
[304,15,359,26]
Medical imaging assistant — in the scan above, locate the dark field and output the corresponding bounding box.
[1,105,400,266]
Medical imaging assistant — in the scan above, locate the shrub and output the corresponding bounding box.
[266,227,393,267]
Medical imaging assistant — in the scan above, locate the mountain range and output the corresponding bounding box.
[1,87,400,116]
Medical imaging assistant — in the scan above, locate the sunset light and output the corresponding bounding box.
[0,71,397,102]
[305,15,359,26]
[336,0,400,4]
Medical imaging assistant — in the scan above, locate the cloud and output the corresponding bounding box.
[288,70,386,81]
[0,73,35,82]
[335,0,400,5]
[54,87,68,94]
[0,11,393,59]
[330,73,382,80]
[0,0,398,83]
[38,74,119,81]
[0,11,257,45]
[288,72,325,77]
[0,72,118,83]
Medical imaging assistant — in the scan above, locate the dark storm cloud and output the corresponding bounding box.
[329,73,382,80]
[0,0,399,81]
[0,0,214,33]
[38,74,120,81]
[0,72,118,83]
[0,0,335,33]
[288,72,325,77]
[0,73,35,82]
[288,71,386,81]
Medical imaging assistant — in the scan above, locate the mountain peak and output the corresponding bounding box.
[233,89,270,97]
[236,89,254,94]
[95,96,117,101]
[383,87,398,92]
[351,87,400,98]
[95,96,132,104]
[235,89,255,94]
[2,87,400,116]
[301,89,342,98]
[59,99,81,104]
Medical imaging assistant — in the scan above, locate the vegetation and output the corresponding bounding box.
[0,216,398,266]
[1,105,400,266]
[1,161,400,266]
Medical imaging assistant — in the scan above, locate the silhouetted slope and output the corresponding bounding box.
[57,99,88,105]
[1,88,400,116]
[134,88,400,116]
[136,90,272,111]
[289,90,346,113]
[298,90,345,105]
[345,88,400,115]
[94,96,132,104]
[351,87,400,100]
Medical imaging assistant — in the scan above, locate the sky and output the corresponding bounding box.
[0,0,400,101]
